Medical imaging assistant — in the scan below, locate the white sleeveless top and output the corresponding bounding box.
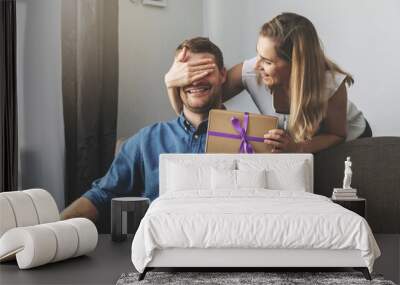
[242,57,366,141]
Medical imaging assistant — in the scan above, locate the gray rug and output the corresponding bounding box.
[116,271,396,285]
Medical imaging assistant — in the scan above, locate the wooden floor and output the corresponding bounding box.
[373,234,400,284]
[0,234,398,284]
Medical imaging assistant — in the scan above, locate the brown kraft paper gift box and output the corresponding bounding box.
[205,109,278,153]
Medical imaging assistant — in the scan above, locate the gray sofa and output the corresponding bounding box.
[314,137,400,233]
[110,136,399,234]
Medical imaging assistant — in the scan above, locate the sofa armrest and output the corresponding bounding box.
[115,137,127,156]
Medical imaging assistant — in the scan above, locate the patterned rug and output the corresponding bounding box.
[116,271,396,285]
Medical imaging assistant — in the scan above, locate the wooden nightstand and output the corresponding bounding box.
[331,197,366,218]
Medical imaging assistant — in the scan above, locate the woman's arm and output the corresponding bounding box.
[165,87,183,115]
[165,53,246,114]
[165,65,244,114]
[264,129,345,154]
[264,81,348,153]
[296,133,344,153]
[165,47,217,115]
[222,63,245,101]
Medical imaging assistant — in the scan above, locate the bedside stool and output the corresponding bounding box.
[111,197,150,242]
[331,197,366,218]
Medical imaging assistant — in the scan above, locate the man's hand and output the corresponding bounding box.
[164,47,216,88]
[60,197,98,222]
[264,129,301,153]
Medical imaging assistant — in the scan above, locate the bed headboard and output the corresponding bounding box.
[159,154,313,195]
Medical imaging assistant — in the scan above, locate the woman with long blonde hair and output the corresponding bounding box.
[165,12,371,153]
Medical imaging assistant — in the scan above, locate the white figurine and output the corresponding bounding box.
[342,156,353,189]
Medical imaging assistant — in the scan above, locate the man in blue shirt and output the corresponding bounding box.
[61,37,226,221]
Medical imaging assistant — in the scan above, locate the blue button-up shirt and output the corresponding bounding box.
[83,114,208,209]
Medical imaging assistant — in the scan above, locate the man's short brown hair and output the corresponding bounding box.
[176,37,224,70]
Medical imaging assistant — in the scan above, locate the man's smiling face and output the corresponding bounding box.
[180,52,226,114]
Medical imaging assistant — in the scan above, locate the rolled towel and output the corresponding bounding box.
[0,218,98,269]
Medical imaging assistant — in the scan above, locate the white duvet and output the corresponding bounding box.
[131,190,380,273]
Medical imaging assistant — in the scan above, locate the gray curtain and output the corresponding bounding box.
[0,0,18,192]
[61,0,118,232]
[16,0,65,208]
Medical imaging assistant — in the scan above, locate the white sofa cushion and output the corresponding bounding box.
[0,218,97,269]
[0,189,97,270]
[23,189,59,224]
[0,191,39,227]
[62,218,98,257]
[0,196,17,237]
[0,226,57,269]
[42,221,79,262]
[0,189,60,238]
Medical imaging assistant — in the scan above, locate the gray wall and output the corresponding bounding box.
[14,1,400,209]
[16,0,65,209]
[117,0,204,138]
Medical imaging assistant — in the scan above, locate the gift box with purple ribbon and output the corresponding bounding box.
[205,109,278,153]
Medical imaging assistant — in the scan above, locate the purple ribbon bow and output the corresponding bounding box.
[231,112,254,153]
[208,112,265,153]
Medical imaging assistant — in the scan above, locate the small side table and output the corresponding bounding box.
[111,197,150,242]
[331,197,366,218]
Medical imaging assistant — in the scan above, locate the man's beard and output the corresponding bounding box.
[181,89,222,114]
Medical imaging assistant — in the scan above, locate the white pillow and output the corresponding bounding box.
[236,169,267,189]
[211,168,236,190]
[211,168,267,190]
[238,159,309,192]
[267,162,307,191]
[167,160,235,192]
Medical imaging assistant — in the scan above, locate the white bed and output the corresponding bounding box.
[131,154,380,280]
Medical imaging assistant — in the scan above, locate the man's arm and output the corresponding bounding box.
[60,197,98,221]
[60,135,143,221]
